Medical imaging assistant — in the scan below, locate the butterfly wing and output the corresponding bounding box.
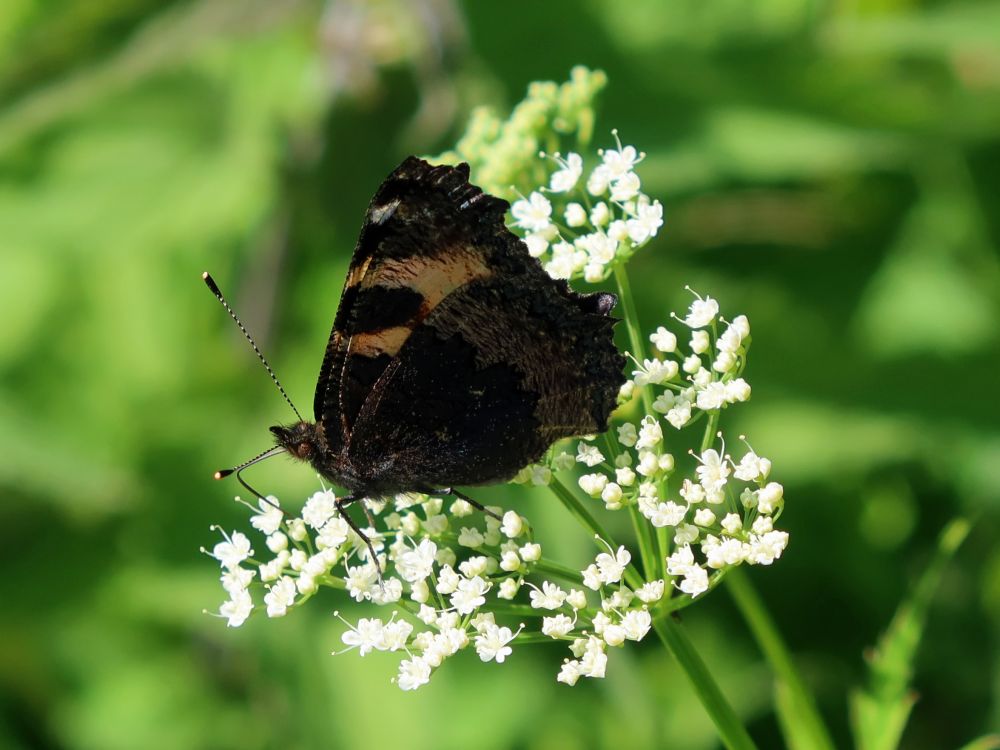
[313,157,507,453]
[338,162,624,490]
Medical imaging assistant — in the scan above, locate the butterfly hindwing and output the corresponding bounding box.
[346,262,623,490]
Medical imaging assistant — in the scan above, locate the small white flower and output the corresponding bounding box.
[458,527,485,548]
[550,152,583,192]
[589,202,610,227]
[582,564,602,591]
[752,516,774,534]
[684,296,720,328]
[579,637,608,678]
[642,498,686,528]
[595,546,631,585]
[221,565,255,595]
[341,617,384,655]
[757,482,784,514]
[219,589,253,627]
[564,202,587,227]
[690,330,710,354]
[650,326,676,352]
[302,489,338,530]
[345,564,378,602]
[608,219,630,242]
[286,518,307,542]
[530,465,552,486]
[250,497,283,535]
[667,545,696,576]
[264,576,297,617]
[435,565,460,595]
[410,578,429,603]
[578,473,608,497]
[617,422,637,447]
[675,523,699,545]
[626,199,664,244]
[211,531,253,570]
[696,381,728,411]
[747,530,789,565]
[721,513,743,535]
[602,143,641,178]
[666,398,693,429]
[475,623,517,663]
[622,609,652,641]
[636,580,665,603]
[511,191,552,232]
[459,556,489,578]
[397,657,432,691]
[542,614,575,638]
[450,499,473,517]
[567,589,588,609]
[615,466,636,487]
[635,416,663,450]
[636,451,660,478]
[501,511,524,538]
[516,543,539,563]
[704,536,747,569]
[396,538,437,583]
[734,451,771,482]
[725,378,752,403]
[557,660,582,686]
[498,578,520,599]
[610,171,641,202]
[530,581,568,610]
[587,164,612,195]
[380,620,413,651]
[525,232,549,258]
[679,566,710,597]
[576,443,605,467]
[450,576,490,615]
[601,482,623,510]
[696,449,731,494]
[693,508,716,526]
[603,624,626,647]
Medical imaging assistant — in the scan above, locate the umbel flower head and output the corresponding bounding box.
[205,68,788,691]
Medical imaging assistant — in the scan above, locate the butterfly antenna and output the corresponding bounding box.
[203,272,303,421]
[214,445,286,512]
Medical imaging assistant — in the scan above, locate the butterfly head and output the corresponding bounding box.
[270,420,322,462]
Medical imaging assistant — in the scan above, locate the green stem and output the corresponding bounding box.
[547,477,644,590]
[653,616,759,750]
[726,567,835,750]
[535,557,586,586]
[612,263,660,581]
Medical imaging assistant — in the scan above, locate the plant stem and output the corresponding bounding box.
[547,477,644,590]
[653,616,759,750]
[611,263,660,581]
[726,567,835,750]
[535,558,585,585]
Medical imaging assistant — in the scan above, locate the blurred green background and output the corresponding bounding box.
[2,0,999,748]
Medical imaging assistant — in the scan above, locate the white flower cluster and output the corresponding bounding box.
[570,296,788,596]
[509,130,664,283]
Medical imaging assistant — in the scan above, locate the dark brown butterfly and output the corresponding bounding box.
[206,157,624,560]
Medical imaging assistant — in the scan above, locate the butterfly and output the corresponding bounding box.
[207,156,624,561]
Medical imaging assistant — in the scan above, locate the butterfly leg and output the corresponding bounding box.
[335,494,384,585]
[235,468,285,516]
[419,486,502,521]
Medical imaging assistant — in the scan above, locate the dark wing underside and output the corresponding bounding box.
[314,156,624,490]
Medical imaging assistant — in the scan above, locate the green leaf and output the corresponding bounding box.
[849,518,972,750]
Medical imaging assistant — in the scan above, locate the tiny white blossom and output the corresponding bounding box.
[211,531,253,570]
[475,623,517,663]
[602,143,641,177]
[617,422,637,447]
[511,191,552,232]
[341,617,384,655]
[577,443,605,467]
[684,296,720,328]
[302,489,337,530]
[650,326,677,352]
[679,565,710,597]
[219,590,253,627]
[666,545,696,577]
[734,451,771,482]
[557,660,582,686]
[542,614,575,638]
[550,152,583,192]
[435,565,460,594]
[530,581,568,610]
[501,511,524,538]
[498,578,520,599]
[579,637,608,678]
[626,199,664,244]
[567,589,588,609]
[397,657,432,691]
[264,576,296,617]
[396,538,437,583]
[603,624,626,647]
[345,564,378,602]
[610,171,641,202]
[725,378,752,402]
[615,466,636,487]
[601,482,623,510]
[519,542,541,562]
[636,580,665,603]
[635,417,663,450]
[250,497,283,535]
[747,530,789,565]
[589,201,610,227]
[752,516,774,534]
[221,566,255,595]
[587,164,612,195]
[582,564,602,591]
[757,482,784,514]
[524,232,549,258]
[721,513,743,535]
[381,620,413,651]
[694,508,716,526]
[622,609,652,641]
[578,473,608,497]
[450,576,489,615]
[458,527,485,548]
[595,546,631,585]
[696,449,731,494]
[564,202,587,227]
